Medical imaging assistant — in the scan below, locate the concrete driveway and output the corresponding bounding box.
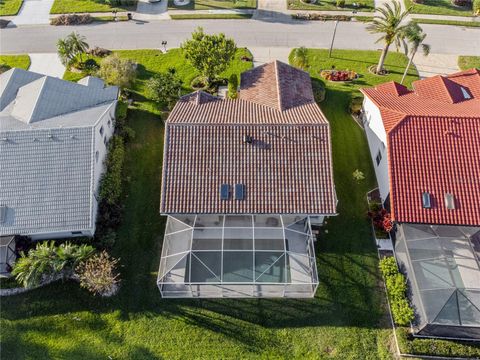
[11,0,54,26]
[28,53,65,78]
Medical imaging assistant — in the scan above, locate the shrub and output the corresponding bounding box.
[12,241,95,288]
[352,169,365,181]
[99,135,125,205]
[291,46,309,70]
[349,95,363,114]
[76,251,120,296]
[311,79,326,103]
[87,46,112,58]
[51,14,92,26]
[0,63,11,74]
[451,0,471,6]
[228,74,238,99]
[336,0,346,7]
[379,257,415,326]
[145,72,183,110]
[368,207,393,233]
[293,13,352,21]
[97,54,137,89]
[474,0,480,14]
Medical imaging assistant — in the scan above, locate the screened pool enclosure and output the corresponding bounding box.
[157,215,319,298]
[395,224,480,340]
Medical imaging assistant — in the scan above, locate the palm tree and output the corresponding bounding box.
[57,38,74,67]
[66,32,89,62]
[367,1,410,74]
[400,22,430,84]
[292,46,309,70]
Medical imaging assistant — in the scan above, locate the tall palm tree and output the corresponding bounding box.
[66,32,89,62]
[367,1,410,74]
[400,22,430,84]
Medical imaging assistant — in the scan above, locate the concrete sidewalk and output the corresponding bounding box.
[28,53,65,78]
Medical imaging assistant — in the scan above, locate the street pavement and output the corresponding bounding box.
[1,19,479,56]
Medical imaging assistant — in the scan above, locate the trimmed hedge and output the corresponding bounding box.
[379,256,414,326]
[228,74,238,99]
[397,327,480,358]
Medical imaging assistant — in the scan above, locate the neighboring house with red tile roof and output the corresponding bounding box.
[361,69,480,340]
[157,61,337,299]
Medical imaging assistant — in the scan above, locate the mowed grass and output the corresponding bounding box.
[0,0,23,16]
[0,48,418,359]
[50,0,134,14]
[168,0,256,10]
[413,18,480,27]
[0,54,30,70]
[288,0,374,12]
[458,55,480,70]
[405,0,473,17]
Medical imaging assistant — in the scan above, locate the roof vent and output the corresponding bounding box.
[220,184,230,200]
[243,135,253,144]
[460,87,471,100]
[445,193,455,210]
[235,184,245,200]
[422,192,431,209]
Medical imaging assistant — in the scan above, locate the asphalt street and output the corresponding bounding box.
[1,19,479,55]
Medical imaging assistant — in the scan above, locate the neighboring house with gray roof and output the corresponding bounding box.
[0,68,119,240]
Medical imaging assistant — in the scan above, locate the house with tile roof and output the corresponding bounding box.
[0,68,119,241]
[361,69,480,340]
[158,61,337,298]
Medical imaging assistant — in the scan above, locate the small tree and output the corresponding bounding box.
[291,46,309,70]
[76,251,120,297]
[56,32,89,67]
[97,54,137,89]
[67,32,89,62]
[352,169,365,182]
[181,27,237,85]
[228,73,238,99]
[367,1,410,74]
[145,72,183,110]
[400,22,430,84]
[57,38,75,67]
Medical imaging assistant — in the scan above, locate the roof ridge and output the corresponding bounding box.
[27,76,48,124]
[274,60,284,111]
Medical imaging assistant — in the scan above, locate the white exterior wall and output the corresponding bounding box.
[362,97,390,203]
[29,229,94,241]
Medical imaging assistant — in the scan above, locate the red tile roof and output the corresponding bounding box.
[361,68,480,226]
[160,61,337,215]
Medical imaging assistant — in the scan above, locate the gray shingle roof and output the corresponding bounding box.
[0,68,118,236]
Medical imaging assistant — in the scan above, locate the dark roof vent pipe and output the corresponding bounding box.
[244,135,253,144]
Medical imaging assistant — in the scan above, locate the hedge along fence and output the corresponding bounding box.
[379,256,415,326]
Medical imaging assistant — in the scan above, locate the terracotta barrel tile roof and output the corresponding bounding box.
[161,61,337,215]
[361,68,480,226]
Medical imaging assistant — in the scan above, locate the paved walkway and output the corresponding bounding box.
[249,46,291,66]
[413,53,459,78]
[28,53,65,78]
[11,0,54,25]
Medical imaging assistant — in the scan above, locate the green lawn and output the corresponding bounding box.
[405,0,473,17]
[168,0,256,10]
[413,18,480,27]
[288,0,374,12]
[50,0,135,14]
[458,55,480,69]
[0,0,23,16]
[0,48,423,359]
[170,13,253,19]
[0,54,30,71]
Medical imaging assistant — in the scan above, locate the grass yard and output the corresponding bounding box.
[288,0,374,12]
[458,55,480,69]
[405,0,473,17]
[168,0,256,10]
[0,0,22,16]
[0,54,30,71]
[50,0,135,14]
[0,48,422,359]
[413,18,480,27]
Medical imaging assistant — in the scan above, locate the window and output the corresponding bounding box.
[375,149,382,166]
[95,150,99,163]
[460,87,471,100]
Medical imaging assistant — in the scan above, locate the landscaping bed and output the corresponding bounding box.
[0,54,30,72]
[458,55,480,69]
[50,0,136,14]
[168,0,256,10]
[288,0,374,12]
[404,0,474,17]
[0,0,23,16]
